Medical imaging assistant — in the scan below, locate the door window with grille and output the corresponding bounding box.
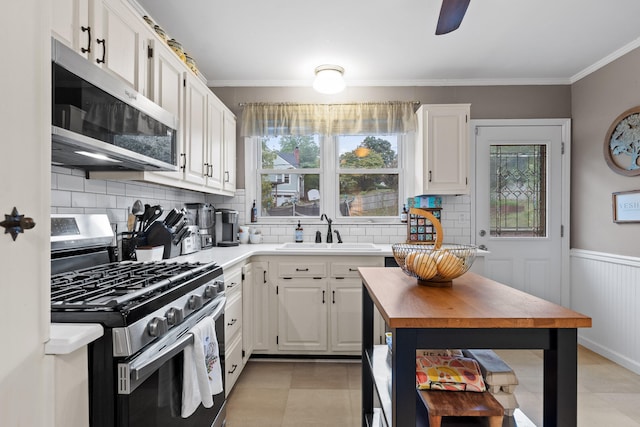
[489,144,547,237]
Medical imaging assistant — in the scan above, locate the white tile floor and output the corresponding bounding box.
[226,346,640,426]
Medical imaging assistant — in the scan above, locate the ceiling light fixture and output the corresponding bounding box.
[313,65,345,94]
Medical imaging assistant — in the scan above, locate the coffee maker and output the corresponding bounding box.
[215,208,239,246]
[185,203,215,248]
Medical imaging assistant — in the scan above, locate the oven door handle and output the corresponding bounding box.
[118,297,225,394]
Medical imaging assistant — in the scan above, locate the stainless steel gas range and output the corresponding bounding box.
[50,214,226,427]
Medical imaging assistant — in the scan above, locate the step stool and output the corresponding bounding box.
[417,390,504,427]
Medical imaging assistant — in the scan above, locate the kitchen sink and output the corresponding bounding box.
[276,242,381,251]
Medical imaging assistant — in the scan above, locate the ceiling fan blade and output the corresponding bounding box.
[435,0,470,35]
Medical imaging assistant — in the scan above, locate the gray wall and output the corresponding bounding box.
[211,85,571,188]
[571,47,640,257]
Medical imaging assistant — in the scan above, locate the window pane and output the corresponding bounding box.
[261,135,320,169]
[489,144,547,237]
[339,173,398,216]
[338,135,398,169]
[260,173,320,217]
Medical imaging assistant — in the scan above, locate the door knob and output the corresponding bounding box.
[0,207,35,241]
[479,229,486,236]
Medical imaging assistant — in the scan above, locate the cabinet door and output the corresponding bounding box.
[418,104,470,194]
[277,279,328,352]
[183,74,208,186]
[205,96,224,190]
[148,40,184,181]
[52,0,90,58]
[242,263,254,364]
[90,0,148,93]
[223,110,236,192]
[251,261,271,351]
[330,278,362,352]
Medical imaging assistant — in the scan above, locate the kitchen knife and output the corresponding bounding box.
[143,205,163,232]
[172,225,189,245]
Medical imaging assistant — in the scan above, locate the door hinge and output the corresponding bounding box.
[276,336,279,345]
[276,286,278,295]
[465,115,468,123]
[561,142,565,154]
[466,177,468,185]
[475,127,479,136]
[241,272,245,281]
[242,350,245,358]
[147,45,153,59]
[183,78,186,88]
[561,224,564,237]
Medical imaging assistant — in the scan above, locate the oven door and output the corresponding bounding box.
[116,298,226,427]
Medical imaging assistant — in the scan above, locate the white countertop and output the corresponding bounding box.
[45,323,104,355]
[46,243,487,354]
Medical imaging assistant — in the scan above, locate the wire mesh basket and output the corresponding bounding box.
[392,243,477,286]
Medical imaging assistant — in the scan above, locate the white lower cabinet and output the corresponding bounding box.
[277,278,328,352]
[223,263,243,395]
[249,256,384,356]
[224,333,243,396]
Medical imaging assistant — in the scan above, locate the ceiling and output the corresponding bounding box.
[134,0,640,88]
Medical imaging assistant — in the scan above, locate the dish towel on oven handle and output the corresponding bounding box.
[181,315,223,418]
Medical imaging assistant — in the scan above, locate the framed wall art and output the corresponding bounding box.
[612,190,640,223]
[604,106,640,176]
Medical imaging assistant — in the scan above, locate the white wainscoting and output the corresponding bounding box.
[571,249,640,375]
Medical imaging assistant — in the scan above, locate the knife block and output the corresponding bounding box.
[146,222,181,259]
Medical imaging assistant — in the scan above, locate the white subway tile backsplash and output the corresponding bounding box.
[51,190,71,207]
[106,181,126,196]
[84,179,106,194]
[57,174,85,192]
[72,191,97,208]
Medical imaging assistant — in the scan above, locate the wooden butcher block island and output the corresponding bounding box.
[359,268,592,427]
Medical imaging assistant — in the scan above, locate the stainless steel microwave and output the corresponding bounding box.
[51,38,178,171]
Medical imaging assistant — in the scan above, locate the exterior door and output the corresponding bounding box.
[474,121,570,304]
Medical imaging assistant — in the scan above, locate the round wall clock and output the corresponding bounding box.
[604,106,640,176]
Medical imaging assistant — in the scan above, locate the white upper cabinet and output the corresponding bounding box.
[183,73,209,186]
[205,96,225,191]
[59,0,238,196]
[52,0,90,58]
[416,104,471,195]
[223,110,237,192]
[90,0,150,94]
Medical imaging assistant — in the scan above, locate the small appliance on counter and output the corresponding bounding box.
[185,203,216,248]
[215,208,239,246]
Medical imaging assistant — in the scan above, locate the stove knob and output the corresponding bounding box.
[148,317,168,337]
[188,294,203,310]
[204,285,217,299]
[214,279,225,292]
[166,307,184,326]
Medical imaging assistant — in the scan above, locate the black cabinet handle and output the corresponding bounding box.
[224,171,230,182]
[180,153,186,170]
[332,290,335,304]
[228,364,237,374]
[263,271,267,284]
[96,38,106,64]
[81,26,91,53]
[227,318,237,326]
[296,268,309,272]
[322,290,325,304]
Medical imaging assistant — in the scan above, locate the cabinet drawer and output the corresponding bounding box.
[225,293,242,344]
[278,262,326,278]
[224,266,242,297]
[331,259,383,278]
[225,334,243,396]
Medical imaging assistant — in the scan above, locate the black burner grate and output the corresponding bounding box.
[51,261,218,312]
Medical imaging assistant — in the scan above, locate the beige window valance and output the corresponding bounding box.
[240,101,418,137]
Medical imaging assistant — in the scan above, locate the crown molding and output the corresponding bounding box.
[570,36,640,84]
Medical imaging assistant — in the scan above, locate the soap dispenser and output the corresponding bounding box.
[295,221,304,242]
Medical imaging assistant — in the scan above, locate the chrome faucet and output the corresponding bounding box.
[320,214,333,243]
